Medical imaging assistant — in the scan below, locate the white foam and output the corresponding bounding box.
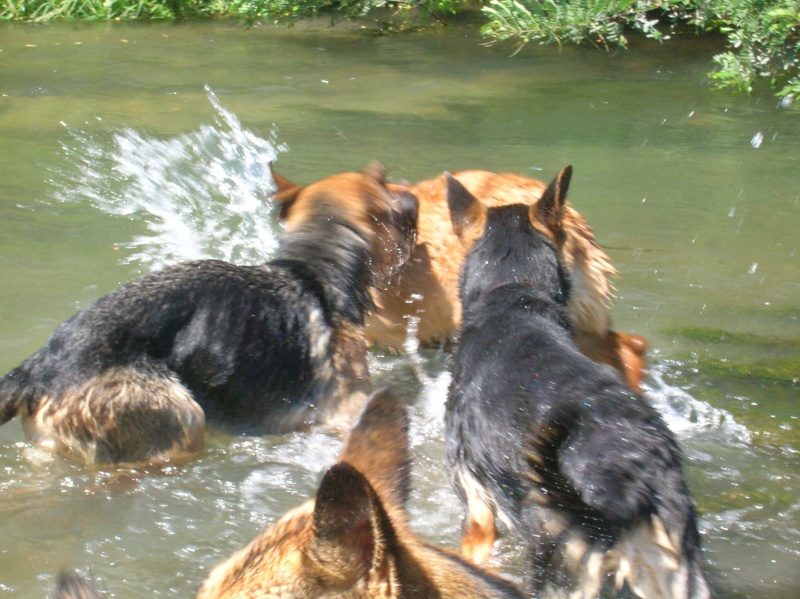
[645,361,751,446]
[54,87,286,271]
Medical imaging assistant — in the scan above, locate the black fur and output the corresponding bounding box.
[0,169,418,463]
[444,171,709,598]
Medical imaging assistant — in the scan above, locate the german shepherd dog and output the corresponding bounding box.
[358,169,648,393]
[0,162,418,466]
[444,167,710,599]
[55,388,525,598]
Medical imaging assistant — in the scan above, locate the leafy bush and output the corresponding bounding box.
[481,0,665,51]
[1,0,229,20]
[481,0,800,98]
[230,0,462,27]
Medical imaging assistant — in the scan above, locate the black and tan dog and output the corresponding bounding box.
[0,162,417,466]
[444,167,710,598]
[56,388,524,598]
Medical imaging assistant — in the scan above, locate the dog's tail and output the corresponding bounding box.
[54,571,104,599]
[337,387,411,513]
[0,364,36,426]
[607,513,710,599]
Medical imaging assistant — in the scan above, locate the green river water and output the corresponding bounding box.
[0,17,797,598]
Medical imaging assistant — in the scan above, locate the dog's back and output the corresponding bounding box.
[444,169,709,599]
[197,387,524,599]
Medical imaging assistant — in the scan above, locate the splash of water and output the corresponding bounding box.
[645,361,751,446]
[53,87,287,271]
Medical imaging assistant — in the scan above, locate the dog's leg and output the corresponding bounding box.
[322,323,373,433]
[574,330,648,394]
[458,471,498,565]
[614,332,648,394]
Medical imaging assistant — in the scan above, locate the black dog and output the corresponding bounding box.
[0,162,417,466]
[444,167,710,598]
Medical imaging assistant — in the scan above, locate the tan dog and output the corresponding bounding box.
[196,387,524,598]
[377,169,648,393]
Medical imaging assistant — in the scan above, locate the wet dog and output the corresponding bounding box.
[56,388,525,598]
[0,162,418,465]
[444,167,710,598]
[359,168,648,393]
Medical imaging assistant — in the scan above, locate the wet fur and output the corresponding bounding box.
[364,169,647,393]
[444,168,709,599]
[55,571,104,599]
[0,163,418,466]
[196,387,524,598]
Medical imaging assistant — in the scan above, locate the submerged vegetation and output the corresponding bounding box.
[2,0,798,98]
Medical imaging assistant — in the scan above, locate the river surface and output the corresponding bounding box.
[0,17,797,598]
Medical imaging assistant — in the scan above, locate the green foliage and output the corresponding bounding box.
[481,0,665,51]
[481,0,800,98]
[0,0,229,20]
[230,0,463,28]
[706,0,800,96]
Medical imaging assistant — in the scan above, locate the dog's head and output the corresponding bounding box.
[197,388,412,599]
[269,162,418,292]
[447,165,573,307]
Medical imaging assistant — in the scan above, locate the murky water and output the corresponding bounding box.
[0,18,798,598]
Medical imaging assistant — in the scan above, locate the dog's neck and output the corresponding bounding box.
[463,281,575,335]
[272,214,373,324]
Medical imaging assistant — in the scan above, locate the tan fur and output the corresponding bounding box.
[368,169,647,393]
[318,321,372,433]
[197,388,523,599]
[22,364,204,466]
[528,517,710,599]
[456,469,500,566]
[273,163,415,295]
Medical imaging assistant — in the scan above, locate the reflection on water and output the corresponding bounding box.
[0,18,797,599]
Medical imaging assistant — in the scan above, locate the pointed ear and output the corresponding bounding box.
[270,163,298,193]
[534,165,571,236]
[363,160,387,186]
[310,463,395,590]
[338,387,411,509]
[445,172,486,242]
[267,163,303,221]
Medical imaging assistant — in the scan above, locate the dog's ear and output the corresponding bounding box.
[269,164,303,220]
[270,163,298,194]
[534,165,572,236]
[310,463,396,590]
[445,172,486,243]
[338,387,411,510]
[363,160,387,186]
